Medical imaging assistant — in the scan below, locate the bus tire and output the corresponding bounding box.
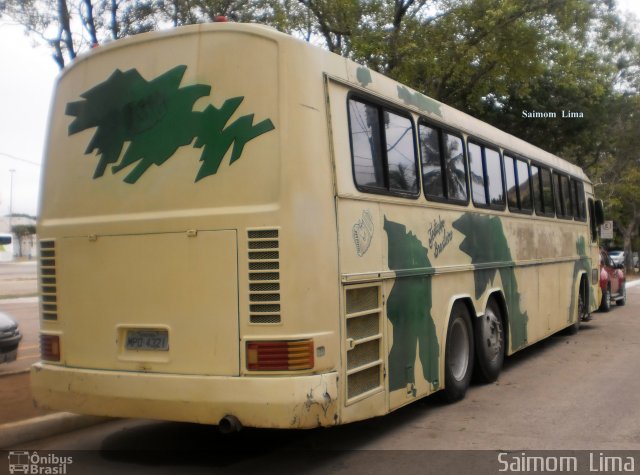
[440,302,474,403]
[568,277,588,334]
[474,299,504,383]
[599,284,611,312]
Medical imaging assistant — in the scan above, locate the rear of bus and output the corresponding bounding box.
[32,23,342,429]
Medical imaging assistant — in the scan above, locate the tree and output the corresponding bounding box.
[592,93,640,271]
[3,0,639,255]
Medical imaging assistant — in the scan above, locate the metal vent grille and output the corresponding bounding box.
[347,339,380,370]
[39,240,58,321]
[248,229,281,324]
[345,285,383,403]
[346,286,379,314]
[347,366,381,400]
[347,313,379,340]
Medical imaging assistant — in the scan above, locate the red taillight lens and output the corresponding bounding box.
[246,339,314,371]
[40,334,60,362]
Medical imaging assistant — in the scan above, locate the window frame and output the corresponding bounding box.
[347,93,420,199]
[530,162,556,218]
[418,118,470,206]
[503,151,533,215]
[572,178,587,222]
[553,172,574,220]
[466,137,506,211]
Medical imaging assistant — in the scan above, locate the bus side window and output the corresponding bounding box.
[540,167,555,216]
[419,123,445,199]
[418,122,468,204]
[572,179,586,221]
[468,142,487,206]
[505,154,532,213]
[384,111,418,194]
[468,141,504,208]
[485,147,504,206]
[552,172,564,218]
[561,175,574,219]
[443,133,468,202]
[349,99,385,190]
[532,165,543,214]
[505,155,518,210]
[348,98,418,196]
[516,159,532,211]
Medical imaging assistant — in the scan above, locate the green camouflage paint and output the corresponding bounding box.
[452,213,528,351]
[397,86,442,117]
[383,217,439,391]
[66,66,275,184]
[356,67,372,87]
[569,236,590,322]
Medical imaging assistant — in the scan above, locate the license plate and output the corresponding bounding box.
[125,330,169,351]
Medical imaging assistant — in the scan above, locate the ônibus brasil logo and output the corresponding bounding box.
[7,451,73,474]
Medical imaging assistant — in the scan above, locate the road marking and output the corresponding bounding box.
[17,354,39,361]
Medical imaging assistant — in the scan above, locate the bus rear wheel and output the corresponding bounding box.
[441,302,474,403]
[567,278,587,335]
[474,299,504,383]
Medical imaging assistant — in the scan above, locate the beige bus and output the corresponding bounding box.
[32,22,604,430]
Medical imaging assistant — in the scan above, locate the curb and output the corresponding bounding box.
[0,413,113,449]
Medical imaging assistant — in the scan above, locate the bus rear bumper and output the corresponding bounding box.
[31,363,339,429]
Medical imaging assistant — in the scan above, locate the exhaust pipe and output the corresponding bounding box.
[218,415,242,434]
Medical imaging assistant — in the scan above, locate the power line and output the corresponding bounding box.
[0,151,41,167]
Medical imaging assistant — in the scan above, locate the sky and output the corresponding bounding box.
[0,3,639,221]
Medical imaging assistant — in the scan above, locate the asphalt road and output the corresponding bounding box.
[2,259,639,472]
[0,260,37,300]
[2,284,638,474]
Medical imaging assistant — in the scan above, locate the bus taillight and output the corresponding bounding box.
[246,339,314,371]
[40,334,61,362]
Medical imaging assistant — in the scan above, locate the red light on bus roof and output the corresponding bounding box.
[246,339,314,371]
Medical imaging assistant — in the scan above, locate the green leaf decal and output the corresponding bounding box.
[384,217,440,391]
[66,66,275,183]
[452,213,529,351]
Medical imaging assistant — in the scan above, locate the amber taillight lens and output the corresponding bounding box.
[40,334,60,362]
[246,339,314,371]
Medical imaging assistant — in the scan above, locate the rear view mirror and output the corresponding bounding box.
[595,200,605,225]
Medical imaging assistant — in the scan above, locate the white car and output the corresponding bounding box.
[608,250,624,266]
[0,312,22,364]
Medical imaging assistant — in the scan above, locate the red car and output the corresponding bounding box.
[599,249,626,311]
